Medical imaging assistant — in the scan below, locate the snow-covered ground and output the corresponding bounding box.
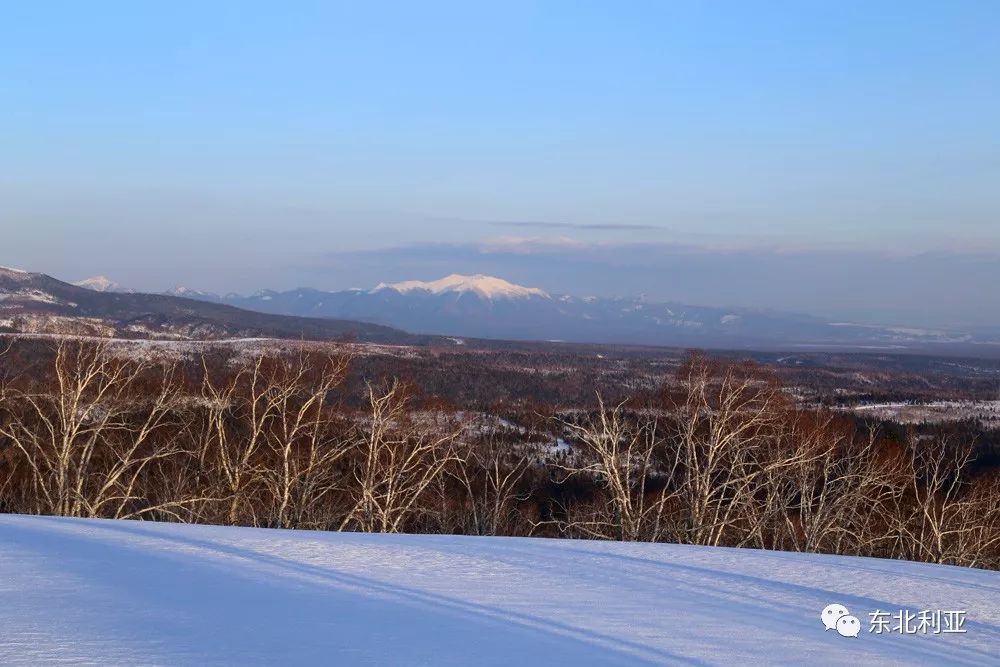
[1,516,998,666]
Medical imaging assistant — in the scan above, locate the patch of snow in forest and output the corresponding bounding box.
[847,400,1000,425]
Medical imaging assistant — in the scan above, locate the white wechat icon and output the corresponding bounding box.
[836,615,862,638]
[822,603,850,631]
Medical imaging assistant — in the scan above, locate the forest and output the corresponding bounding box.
[1,338,998,570]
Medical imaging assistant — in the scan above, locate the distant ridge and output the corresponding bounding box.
[219,273,974,349]
[0,267,422,344]
[10,268,989,350]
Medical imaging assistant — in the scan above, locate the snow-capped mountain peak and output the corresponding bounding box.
[74,275,120,292]
[373,274,549,300]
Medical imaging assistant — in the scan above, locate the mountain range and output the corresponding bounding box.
[68,272,988,350]
[4,267,993,351]
[0,266,421,344]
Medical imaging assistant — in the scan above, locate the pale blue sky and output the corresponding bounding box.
[2,2,999,325]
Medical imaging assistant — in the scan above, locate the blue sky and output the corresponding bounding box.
[2,2,999,325]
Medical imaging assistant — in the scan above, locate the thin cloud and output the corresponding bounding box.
[488,220,665,231]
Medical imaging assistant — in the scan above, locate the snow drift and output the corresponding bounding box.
[1,515,997,665]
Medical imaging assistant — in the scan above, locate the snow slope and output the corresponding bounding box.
[0,266,31,280]
[1,515,997,666]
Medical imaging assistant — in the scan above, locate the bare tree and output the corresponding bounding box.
[0,340,185,518]
[898,435,1000,566]
[753,418,904,556]
[450,427,530,536]
[340,380,459,533]
[554,396,674,541]
[260,352,351,529]
[668,357,788,546]
[197,356,265,525]
[196,350,351,527]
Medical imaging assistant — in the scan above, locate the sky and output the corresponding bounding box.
[2,2,999,327]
